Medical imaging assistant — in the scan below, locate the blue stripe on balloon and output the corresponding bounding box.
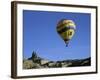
[57,26,75,34]
[66,26,76,30]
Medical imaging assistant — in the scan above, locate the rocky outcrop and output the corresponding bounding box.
[23,51,91,69]
[23,60,33,69]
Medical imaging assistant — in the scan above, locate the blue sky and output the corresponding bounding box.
[23,10,91,61]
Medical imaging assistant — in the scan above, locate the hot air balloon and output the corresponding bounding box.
[56,19,76,47]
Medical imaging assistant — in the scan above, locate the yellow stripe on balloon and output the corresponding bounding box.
[60,29,75,40]
[66,29,75,39]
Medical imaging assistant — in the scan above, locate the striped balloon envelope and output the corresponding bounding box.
[56,19,76,47]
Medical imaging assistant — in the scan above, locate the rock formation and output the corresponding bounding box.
[23,51,91,69]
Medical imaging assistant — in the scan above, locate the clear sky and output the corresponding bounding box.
[23,10,91,61]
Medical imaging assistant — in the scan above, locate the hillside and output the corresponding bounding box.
[23,51,91,69]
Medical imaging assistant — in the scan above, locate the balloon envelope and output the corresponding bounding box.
[56,19,76,46]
